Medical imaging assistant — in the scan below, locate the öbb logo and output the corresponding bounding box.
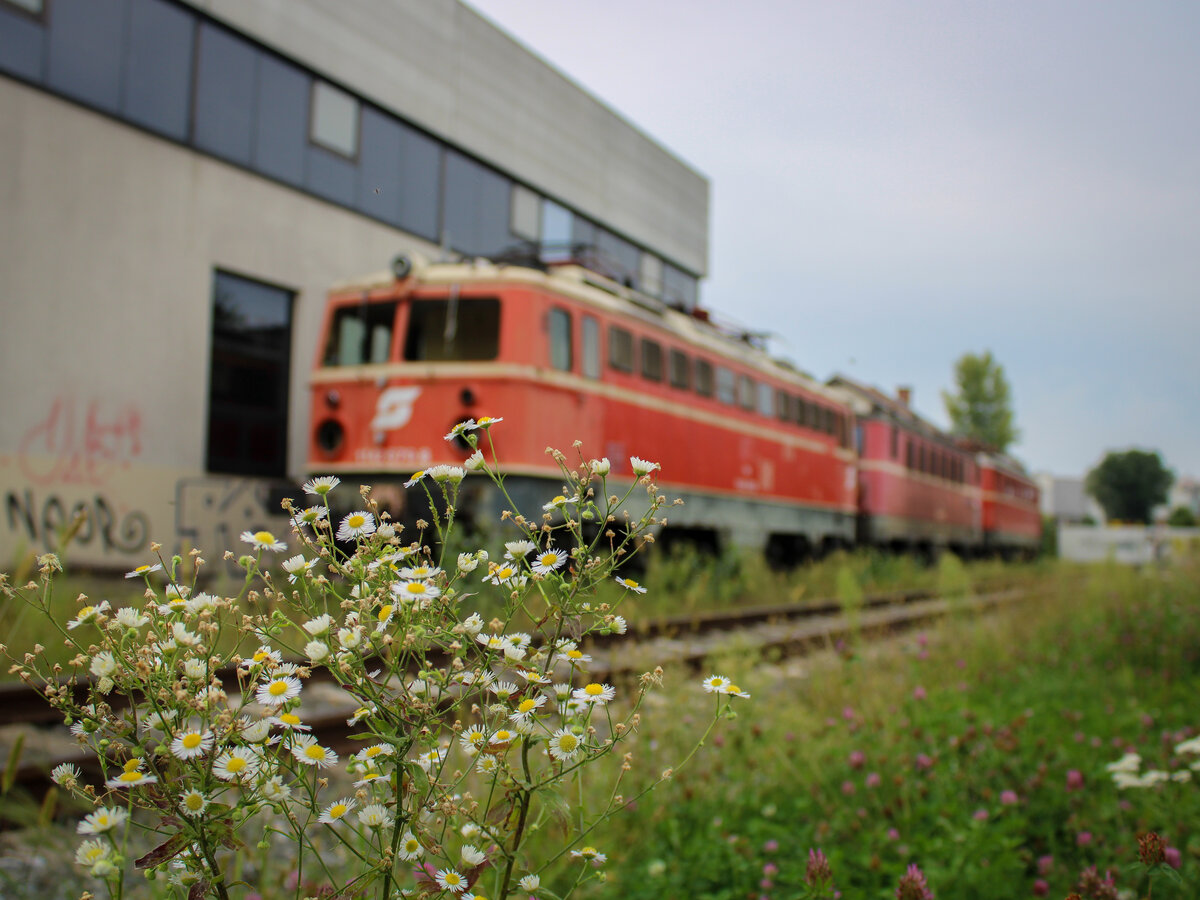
[369,386,422,432]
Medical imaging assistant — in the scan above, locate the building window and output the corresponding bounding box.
[669,349,691,389]
[549,308,572,372]
[695,359,714,398]
[511,184,541,242]
[310,79,359,158]
[444,150,512,258]
[207,271,294,478]
[640,252,664,298]
[4,0,44,13]
[662,262,698,310]
[640,338,663,381]
[581,315,600,379]
[608,326,633,372]
[122,0,195,141]
[540,199,573,261]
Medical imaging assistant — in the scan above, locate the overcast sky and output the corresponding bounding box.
[466,0,1200,481]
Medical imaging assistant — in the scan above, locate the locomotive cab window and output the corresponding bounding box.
[403,297,500,361]
[716,366,736,405]
[608,326,633,373]
[323,301,397,366]
[548,308,572,372]
[775,389,791,422]
[641,338,663,381]
[737,375,756,411]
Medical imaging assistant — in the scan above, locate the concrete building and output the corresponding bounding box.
[1035,474,1103,524]
[0,0,709,568]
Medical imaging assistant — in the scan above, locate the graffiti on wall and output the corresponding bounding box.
[16,396,143,486]
[4,489,150,554]
[175,476,289,575]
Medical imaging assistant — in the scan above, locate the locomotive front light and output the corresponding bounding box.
[315,419,345,456]
[460,387,477,407]
[325,390,341,408]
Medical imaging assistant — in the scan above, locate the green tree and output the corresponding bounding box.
[1167,505,1197,527]
[942,351,1018,452]
[1085,449,1173,524]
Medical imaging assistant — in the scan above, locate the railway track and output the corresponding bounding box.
[0,581,1031,809]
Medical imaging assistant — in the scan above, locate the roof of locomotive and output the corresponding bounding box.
[329,256,849,407]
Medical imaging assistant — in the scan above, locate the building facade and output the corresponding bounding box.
[0,0,709,568]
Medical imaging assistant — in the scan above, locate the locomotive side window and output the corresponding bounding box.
[548,308,572,372]
[608,326,634,373]
[737,375,756,410]
[757,382,773,416]
[640,339,663,381]
[716,366,736,405]
[403,297,500,361]
[775,389,790,422]
[890,425,899,459]
[669,349,691,389]
[323,300,398,366]
[581,315,601,379]
[695,359,714,397]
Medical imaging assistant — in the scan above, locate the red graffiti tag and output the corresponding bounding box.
[17,396,143,487]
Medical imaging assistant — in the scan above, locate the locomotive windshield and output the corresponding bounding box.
[323,301,398,366]
[404,297,500,361]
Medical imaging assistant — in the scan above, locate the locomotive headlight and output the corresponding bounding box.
[315,419,345,456]
[325,390,341,408]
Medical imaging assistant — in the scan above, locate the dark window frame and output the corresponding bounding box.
[607,325,634,373]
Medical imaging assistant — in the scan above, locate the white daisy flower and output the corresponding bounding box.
[89,651,118,679]
[403,470,426,488]
[305,640,330,663]
[428,465,465,484]
[284,556,317,583]
[337,625,364,649]
[113,606,149,628]
[393,580,441,602]
[462,612,485,635]
[303,475,340,496]
[355,771,388,789]
[241,529,287,552]
[181,658,207,680]
[106,759,157,789]
[519,874,541,891]
[614,576,648,594]
[291,735,338,768]
[475,415,503,427]
[445,419,477,441]
[413,746,447,773]
[560,648,592,666]
[489,680,519,701]
[291,505,329,528]
[476,755,500,774]
[570,846,607,864]
[318,797,356,825]
[51,763,81,787]
[510,695,546,725]
[239,717,273,743]
[213,747,259,781]
[572,683,615,705]
[171,622,201,646]
[547,728,583,763]
[435,868,469,893]
[629,457,659,476]
[701,675,732,694]
[170,728,214,761]
[244,645,282,669]
[461,844,487,866]
[178,789,209,818]
[357,803,393,828]
[124,563,163,579]
[531,548,567,575]
[256,675,302,707]
[460,726,489,756]
[589,457,610,476]
[77,807,128,834]
[542,495,570,511]
[75,839,112,868]
[504,540,535,559]
[259,775,291,803]
[489,728,517,748]
[464,450,486,471]
[337,511,376,541]
[69,602,111,630]
[271,710,310,731]
[397,831,424,861]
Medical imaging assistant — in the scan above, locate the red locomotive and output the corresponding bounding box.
[308,254,1037,561]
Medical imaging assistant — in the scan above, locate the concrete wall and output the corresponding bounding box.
[0,78,439,569]
[177,0,709,276]
[1058,525,1200,564]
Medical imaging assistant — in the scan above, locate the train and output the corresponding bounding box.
[307,252,1040,563]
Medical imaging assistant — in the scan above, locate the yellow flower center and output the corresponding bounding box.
[411,470,424,480]
[305,745,327,761]
[254,531,276,544]
[518,699,538,713]
[622,578,640,589]
[280,713,301,726]
[330,803,347,818]
[540,553,558,566]
[558,734,579,751]
[499,567,514,578]
[119,771,143,783]
[378,604,393,621]
[123,759,141,773]
[552,495,566,504]
[404,839,420,853]
[184,794,204,811]
[567,650,583,660]
[584,683,605,696]
[226,757,247,773]
[269,680,289,696]
[406,583,427,595]
[347,515,365,528]
[444,873,462,886]
[254,650,270,662]
[495,731,512,741]
[365,746,382,757]
[182,733,202,749]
